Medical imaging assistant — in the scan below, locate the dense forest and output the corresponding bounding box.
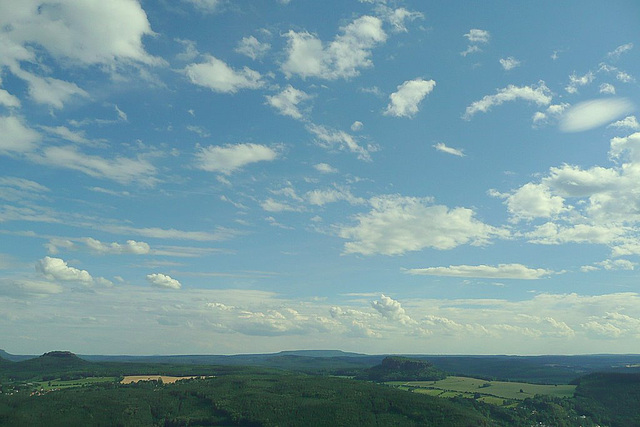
[1,351,640,426]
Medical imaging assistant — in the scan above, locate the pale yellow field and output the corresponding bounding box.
[120,375,202,384]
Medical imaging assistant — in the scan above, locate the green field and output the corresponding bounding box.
[389,376,576,405]
[32,376,117,391]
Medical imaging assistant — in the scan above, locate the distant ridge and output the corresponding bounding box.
[274,350,366,358]
[0,349,36,362]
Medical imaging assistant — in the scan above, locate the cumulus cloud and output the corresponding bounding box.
[207,302,335,336]
[532,103,570,127]
[384,78,436,118]
[406,264,555,280]
[185,55,264,93]
[499,57,520,70]
[371,294,415,325]
[313,163,338,174]
[0,0,160,67]
[235,36,271,60]
[339,195,506,255]
[463,82,552,119]
[599,83,616,95]
[36,257,93,285]
[607,115,640,131]
[490,183,568,222]
[461,29,489,56]
[84,238,151,255]
[565,71,595,94]
[281,15,387,80]
[384,7,423,32]
[0,0,161,111]
[433,142,464,157]
[559,98,635,132]
[464,29,490,44]
[146,273,182,290]
[195,143,279,174]
[265,85,311,119]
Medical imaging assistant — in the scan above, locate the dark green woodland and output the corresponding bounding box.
[1,350,640,426]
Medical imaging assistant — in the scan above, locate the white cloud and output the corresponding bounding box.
[306,124,376,161]
[314,163,338,174]
[306,186,365,206]
[84,238,150,255]
[195,143,279,174]
[565,71,595,94]
[607,42,633,59]
[376,7,423,33]
[384,78,436,118]
[183,0,219,12]
[599,83,616,94]
[339,195,506,255]
[499,57,520,71]
[146,273,182,290]
[0,116,41,154]
[185,55,264,93]
[463,82,552,119]
[32,145,157,186]
[0,78,20,107]
[101,224,241,242]
[371,294,415,325]
[13,71,88,109]
[207,303,335,336]
[460,45,481,57]
[350,121,363,131]
[406,264,555,280]
[0,279,63,296]
[526,223,627,246]
[281,15,387,80]
[260,198,301,212]
[40,126,94,145]
[0,177,49,203]
[464,29,490,44]
[461,29,489,56]
[616,71,634,83]
[433,142,464,157]
[491,183,568,221]
[235,36,271,60]
[596,259,636,271]
[532,103,570,126]
[559,98,635,132]
[608,115,640,130]
[0,0,160,67]
[265,85,311,119]
[36,257,93,285]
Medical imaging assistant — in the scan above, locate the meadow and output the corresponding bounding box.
[389,375,576,406]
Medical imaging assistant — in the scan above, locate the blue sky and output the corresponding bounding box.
[1,0,640,355]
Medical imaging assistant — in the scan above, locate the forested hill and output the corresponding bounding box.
[572,372,640,426]
[358,356,447,381]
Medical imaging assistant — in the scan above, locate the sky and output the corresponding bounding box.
[1,0,640,356]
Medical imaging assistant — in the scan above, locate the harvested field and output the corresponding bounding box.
[121,375,203,384]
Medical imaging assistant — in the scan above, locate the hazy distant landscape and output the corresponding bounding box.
[2,349,640,426]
